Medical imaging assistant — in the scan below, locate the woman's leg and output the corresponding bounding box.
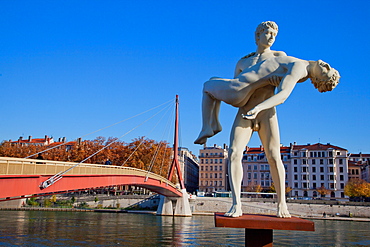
[194,92,217,144]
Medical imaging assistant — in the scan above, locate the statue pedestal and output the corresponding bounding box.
[214,212,314,247]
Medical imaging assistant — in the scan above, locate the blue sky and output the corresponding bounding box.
[1,1,369,154]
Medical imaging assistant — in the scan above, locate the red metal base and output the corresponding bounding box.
[215,212,314,247]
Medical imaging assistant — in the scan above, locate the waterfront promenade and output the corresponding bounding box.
[1,195,369,220]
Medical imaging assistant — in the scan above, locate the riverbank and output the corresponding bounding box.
[1,195,369,221]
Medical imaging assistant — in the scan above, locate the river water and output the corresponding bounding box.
[0,211,369,246]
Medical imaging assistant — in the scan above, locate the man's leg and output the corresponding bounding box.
[225,108,253,217]
[194,92,217,144]
[257,109,291,218]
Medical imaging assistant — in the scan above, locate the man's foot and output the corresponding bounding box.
[224,205,242,217]
[194,128,214,145]
[277,203,291,218]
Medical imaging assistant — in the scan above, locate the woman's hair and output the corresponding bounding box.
[311,63,340,92]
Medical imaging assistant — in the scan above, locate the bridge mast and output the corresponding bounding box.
[167,95,185,189]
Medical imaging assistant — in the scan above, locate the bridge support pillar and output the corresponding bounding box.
[156,189,192,217]
[174,189,192,216]
[156,195,174,216]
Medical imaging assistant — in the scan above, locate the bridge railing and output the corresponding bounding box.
[0,157,178,189]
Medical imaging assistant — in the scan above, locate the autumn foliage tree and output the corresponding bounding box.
[344,178,370,200]
[0,136,172,178]
[316,186,331,197]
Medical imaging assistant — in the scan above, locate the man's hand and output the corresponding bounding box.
[241,107,259,120]
[269,75,282,87]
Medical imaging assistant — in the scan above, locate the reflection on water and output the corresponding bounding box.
[0,210,369,246]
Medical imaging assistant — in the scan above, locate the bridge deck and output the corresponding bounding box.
[0,157,182,201]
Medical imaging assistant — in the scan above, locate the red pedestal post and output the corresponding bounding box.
[214,212,315,247]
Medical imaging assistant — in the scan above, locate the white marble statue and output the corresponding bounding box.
[194,21,340,218]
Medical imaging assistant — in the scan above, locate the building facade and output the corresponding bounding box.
[288,143,348,199]
[241,145,291,192]
[198,144,229,193]
[178,147,199,194]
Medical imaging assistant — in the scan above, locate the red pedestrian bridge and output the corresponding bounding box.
[0,157,182,202]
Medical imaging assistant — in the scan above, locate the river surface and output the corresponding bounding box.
[0,210,369,246]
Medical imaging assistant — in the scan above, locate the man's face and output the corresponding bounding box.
[257,28,277,48]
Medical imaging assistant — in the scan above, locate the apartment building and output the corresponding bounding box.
[178,147,199,194]
[241,145,291,191]
[349,153,370,182]
[289,143,348,199]
[198,144,228,193]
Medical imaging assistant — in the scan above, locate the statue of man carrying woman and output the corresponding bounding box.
[195,21,339,218]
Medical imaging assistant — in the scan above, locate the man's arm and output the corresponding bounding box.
[243,62,307,119]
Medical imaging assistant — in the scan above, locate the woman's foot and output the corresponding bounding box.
[194,128,214,145]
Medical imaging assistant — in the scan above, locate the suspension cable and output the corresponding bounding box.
[40,101,173,189]
[26,98,173,159]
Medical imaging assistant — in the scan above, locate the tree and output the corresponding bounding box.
[316,186,330,197]
[344,178,370,199]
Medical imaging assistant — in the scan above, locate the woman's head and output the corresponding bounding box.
[310,60,340,92]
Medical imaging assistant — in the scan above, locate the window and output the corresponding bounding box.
[339,159,343,165]
[312,159,316,165]
[206,159,208,164]
[320,167,324,173]
[313,183,317,189]
[339,167,344,173]
[328,159,333,165]
[320,175,325,180]
[219,159,223,164]
[302,152,306,157]
[219,173,222,178]
[205,173,208,178]
[340,183,344,189]
[210,159,213,164]
[201,166,204,171]
[312,167,316,173]
[294,167,298,172]
[219,181,222,186]
[215,173,217,178]
[210,181,212,186]
[293,159,298,165]
[329,151,333,157]
[210,173,212,178]
[313,175,316,180]
[210,166,213,171]
[294,175,298,180]
[340,175,344,181]
[254,165,258,170]
[248,165,252,170]
[254,173,257,179]
[248,173,252,179]
[205,166,208,171]
[329,167,334,173]
[320,159,324,165]
[302,167,307,172]
[303,159,307,165]
[215,159,218,164]
[219,166,222,171]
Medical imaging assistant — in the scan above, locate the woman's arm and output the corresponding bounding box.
[242,62,308,119]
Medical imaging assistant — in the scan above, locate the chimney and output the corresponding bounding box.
[18,136,23,141]
[44,135,48,141]
[223,143,227,150]
[77,138,82,145]
[62,137,66,142]
[28,136,32,142]
[203,143,206,149]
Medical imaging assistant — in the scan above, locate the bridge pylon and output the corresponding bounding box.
[156,95,192,216]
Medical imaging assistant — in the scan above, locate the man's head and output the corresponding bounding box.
[310,60,340,92]
[255,21,279,47]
